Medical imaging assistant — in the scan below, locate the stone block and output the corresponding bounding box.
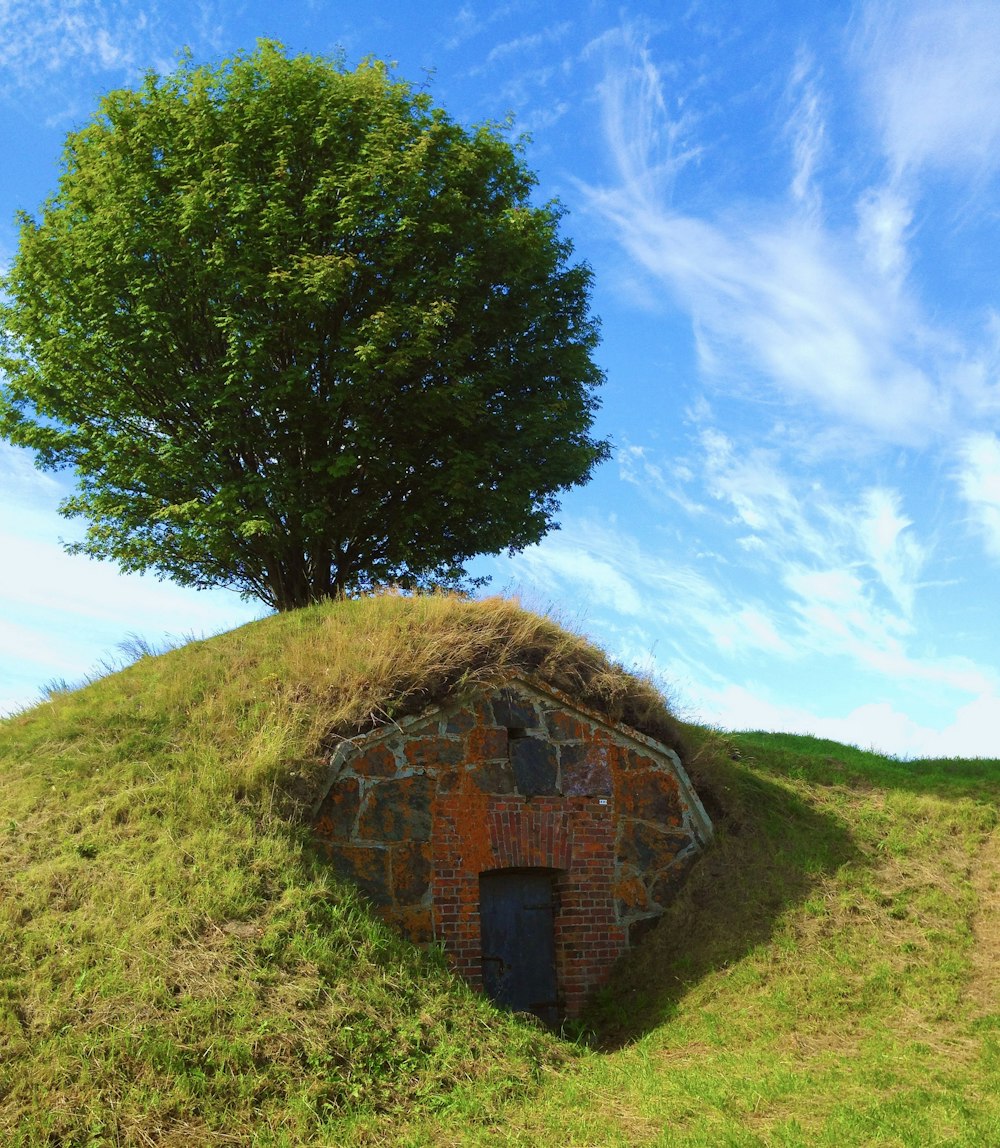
[352,743,398,778]
[618,820,692,870]
[545,709,587,741]
[390,905,434,945]
[324,844,391,904]
[391,840,432,904]
[445,707,477,735]
[614,872,649,911]
[561,743,613,796]
[313,777,360,841]
[509,735,558,796]
[470,759,517,794]
[490,689,540,729]
[404,736,466,770]
[617,767,683,823]
[357,775,434,842]
[466,725,507,762]
[650,855,696,908]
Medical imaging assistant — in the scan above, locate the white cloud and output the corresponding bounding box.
[856,185,913,288]
[785,49,826,211]
[956,432,1000,560]
[504,517,792,663]
[856,0,1000,181]
[486,22,573,64]
[697,432,928,617]
[583,26,946,444]
[0,0,150,83]
[854,487,926,615]
[695,682,999,759]
[617,442,706,516]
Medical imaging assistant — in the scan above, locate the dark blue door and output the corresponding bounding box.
[479,869,558,1025]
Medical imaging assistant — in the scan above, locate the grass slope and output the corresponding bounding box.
[0,594,683,1145]
[2,594,998,1146]
[407,732,1000,1146]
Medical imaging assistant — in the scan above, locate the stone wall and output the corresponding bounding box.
[312,679,712,1016]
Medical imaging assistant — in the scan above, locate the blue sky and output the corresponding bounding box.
[2,1,999,758]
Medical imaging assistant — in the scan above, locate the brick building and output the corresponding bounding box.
[312,676,712,1022]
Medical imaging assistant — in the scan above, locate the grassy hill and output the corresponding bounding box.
[1,594,998,1146]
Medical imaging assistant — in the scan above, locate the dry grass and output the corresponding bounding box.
[969,827,1000,1015]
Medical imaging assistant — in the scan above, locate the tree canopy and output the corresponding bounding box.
[0,43,607,611]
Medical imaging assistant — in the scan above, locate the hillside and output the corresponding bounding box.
[0,594,687,1144]
[2,593,998,1146]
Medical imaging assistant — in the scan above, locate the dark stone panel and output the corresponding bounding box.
[510,735,558,796]
[313,777,360,841]
[352,743,397,778]
[357,775,434,841]
[561,743,613,796]
[617,768,684,824]
[392,840,432,904]
[628,914,661,947]
[491,688,541,729]
[470,759,517,794]
[404,736,467,770]
[445,707,477,735]
[323,844,391,904]
[618,820,692,870]
[650,855,696,908]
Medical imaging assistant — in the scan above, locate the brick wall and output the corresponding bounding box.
[312,679,711,1018]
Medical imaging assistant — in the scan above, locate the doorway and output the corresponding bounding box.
[479,868,559,1026]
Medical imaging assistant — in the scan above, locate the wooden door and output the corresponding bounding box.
[479,868,558,1025]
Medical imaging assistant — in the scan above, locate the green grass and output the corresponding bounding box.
[2,596,998,1145]
[404,731,1000,1146]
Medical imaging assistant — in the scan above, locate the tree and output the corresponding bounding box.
[0,43,607,611]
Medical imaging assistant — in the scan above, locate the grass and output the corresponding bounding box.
[405,731,1000,1146]
[1,593,998,1145]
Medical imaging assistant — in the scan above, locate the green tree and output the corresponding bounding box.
[0,43,607,611]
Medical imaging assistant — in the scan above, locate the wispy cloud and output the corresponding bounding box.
[697,681,1000,758]
[855,0,1000,182]
[501,504,989,716]
[486,21,573,64]
[785,49,826,212]
[582,24,947,444]
[956,432,1000,560]
[0,0,153,85]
